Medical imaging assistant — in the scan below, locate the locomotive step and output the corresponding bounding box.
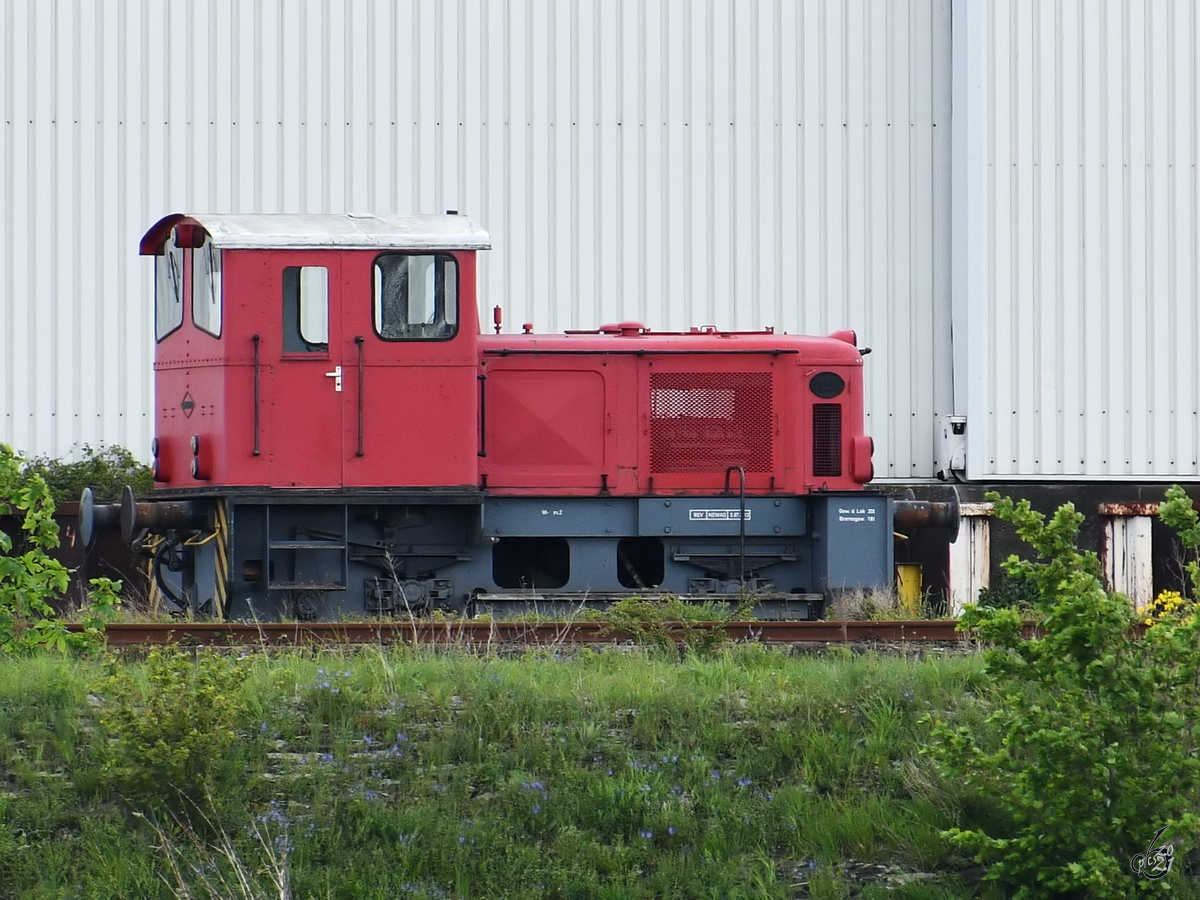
[268,540,348,550]
[267,581,349,591]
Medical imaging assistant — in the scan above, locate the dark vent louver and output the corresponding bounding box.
[812,404,842,477]
[650,372,773,473]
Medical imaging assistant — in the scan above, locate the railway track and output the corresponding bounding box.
[70,619,1023,647]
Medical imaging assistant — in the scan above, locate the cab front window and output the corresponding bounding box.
[192,239,222,338]
[155,237,184,341]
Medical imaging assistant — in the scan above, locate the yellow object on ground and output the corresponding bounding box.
[896,564,922,617]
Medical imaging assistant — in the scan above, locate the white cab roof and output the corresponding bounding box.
[141,213,491,252]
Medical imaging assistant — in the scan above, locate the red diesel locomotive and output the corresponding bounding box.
[81,212,955,620]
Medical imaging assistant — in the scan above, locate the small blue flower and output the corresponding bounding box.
[639,829,653,839]
[532,804,541,814]
[668,826,676,836]
[255,802,289,827]
[737,776,753,787]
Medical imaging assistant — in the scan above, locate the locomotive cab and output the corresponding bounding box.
[141,213,488,491]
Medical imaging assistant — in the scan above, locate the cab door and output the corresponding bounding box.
[341,250,480,489]
[268,254,344,487]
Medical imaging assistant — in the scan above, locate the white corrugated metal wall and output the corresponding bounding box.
[954,0,1200,480]
[1,0,953,479]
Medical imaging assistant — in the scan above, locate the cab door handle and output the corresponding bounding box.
[325,366,343,392]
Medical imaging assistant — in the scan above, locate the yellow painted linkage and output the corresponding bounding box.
[895,563,923,617]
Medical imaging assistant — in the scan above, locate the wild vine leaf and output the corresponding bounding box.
[0,442,122,655]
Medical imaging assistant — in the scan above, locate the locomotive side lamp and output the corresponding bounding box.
[189,433,210,480]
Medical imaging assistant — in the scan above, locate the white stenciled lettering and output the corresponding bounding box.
[688,509,752,521]
[838,506,879,524]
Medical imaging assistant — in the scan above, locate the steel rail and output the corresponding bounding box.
[70,619,1021,647]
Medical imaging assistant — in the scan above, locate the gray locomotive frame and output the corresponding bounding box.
[193,492,897,621]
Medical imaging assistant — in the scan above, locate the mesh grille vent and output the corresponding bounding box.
[650,372,773,473]
[812,404,842,477]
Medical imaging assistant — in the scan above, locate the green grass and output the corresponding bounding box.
[0,645,1034,897]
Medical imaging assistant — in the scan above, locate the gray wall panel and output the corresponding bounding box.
[2,0,952,484]
[955,0,1200,479]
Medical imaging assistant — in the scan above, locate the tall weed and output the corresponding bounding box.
[98,648,251,816]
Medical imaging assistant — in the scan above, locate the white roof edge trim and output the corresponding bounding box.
[181,213,491,250]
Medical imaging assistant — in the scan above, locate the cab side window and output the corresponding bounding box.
[283,266,329,352]
[374,254,458,340]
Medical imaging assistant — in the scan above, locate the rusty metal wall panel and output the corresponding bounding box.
[954,0,1200,480]
[2,0,953,484]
